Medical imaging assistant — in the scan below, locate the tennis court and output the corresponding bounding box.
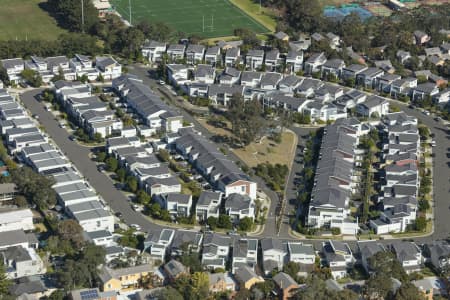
[111,0,269,38]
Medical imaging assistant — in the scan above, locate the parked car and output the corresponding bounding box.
[158,80,165,85]
[115,212,123,218]
[130,224,142,231]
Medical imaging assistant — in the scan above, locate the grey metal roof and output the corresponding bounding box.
[273,272,298,288]
[74,208,111,221]
[197,191,221,206]
[166,193,191,205]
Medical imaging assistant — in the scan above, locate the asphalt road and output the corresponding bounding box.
[20,89,164,234]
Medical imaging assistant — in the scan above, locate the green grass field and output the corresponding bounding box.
[0,0,66,41]
[111,0,270,38]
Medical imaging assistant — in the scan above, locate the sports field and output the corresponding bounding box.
[111,0,270,38]
[0,0,66,41]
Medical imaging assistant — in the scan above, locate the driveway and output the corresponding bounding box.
[19,89,164,233]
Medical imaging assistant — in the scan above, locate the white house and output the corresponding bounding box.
[260,238,287,275]
[195,191,222,221]
[224,193,255,224]
[95,56,122,80]
[356,95,389,117]
[165,193,192,218]
[0,58,24,84]
[142,40,167,63]
[0,208,34,233]
[288,242,315,265]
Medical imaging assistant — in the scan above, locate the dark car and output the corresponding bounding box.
[115,212,123,218]
[69,135,77,141]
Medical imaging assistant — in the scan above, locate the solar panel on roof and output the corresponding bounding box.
[80,289,99,300]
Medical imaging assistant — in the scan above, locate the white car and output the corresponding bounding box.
[159,80,165,85]
[130,224,141,231]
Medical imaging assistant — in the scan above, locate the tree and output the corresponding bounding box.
[105,157,118,172]
[394,282,423,300]
[93,132,103,143]
[148,203,162,218]
[48,0,99,33]
[218,214,232,230]
[191,272,210,299]
[207,216,218,230]
[96,151,107,162]
[20,69,42,87]
[116,168,127,183]
[238,217,254,231]
[58,219,85,251]
[415,216,427,231]
[180,253,202,273]
[283,261,300,280]
[160,287,183,300]
[14,195,28,207]
[11,167,56,210]
[126,176,138,193]
[283,0,325,33]
[253,281,275,298]
[0,261,11,296]
[136,190,151,205]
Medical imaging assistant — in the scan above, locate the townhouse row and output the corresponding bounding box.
[1,54,122,85]
[169,63,392,122]
[370,112,421,234]
[52,80,123,138]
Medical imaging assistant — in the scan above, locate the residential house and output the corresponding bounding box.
[186,44,205,65]
[232,239,258,273]
[321,58,345,79]
[341,64,368,82]
[141,40,167,63]
[164,193,192,218]
[296,78,323,98]
[273,272,299,300]
[246,49,264,70]
[423,241,450,274]
[263,93,310,113]
[1,246,45,279]
[196,191,222,221]
[194,64,215,84]
[167,64,189,85]
[204,46,221,66]
[207,272,235,293]
[224,193,255,224]
[95,56,121,80]
[98,264,161,292]
[390,77,418,98]
[218,67,241,85]
[356,95,389,117]
[260,72,282,90]
[374,59,395,74]
[274,31,289,42]
[356,67,384,89]
[285,50,303,73]
[265,49,280,71]
[390,241,422,273]
[288,242,315,265]
[278,75,302,95]
[0,229,38,251]
[377,74,401,93]
[0,208,34,232]
[0,183,17,202]
[260,238,287,275]
[69,288,117,300]
[170,230,203,257]
[322,240,354,279]
[1,58,24,84]
[396,50,411,64]
[225,48,240,67]
[208,84,244,106]
[234,266,264,290]
[412,83,439,102]
[303,102,346,122]
[414,30,431,45]
[202,233,231,270]
[166,44,186,61]
[357,241,386,274]
[240,71,262,88]
[304,52,327,74]
[145,176,182,195]
[164,259,188,282]
[144,229,175,261]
